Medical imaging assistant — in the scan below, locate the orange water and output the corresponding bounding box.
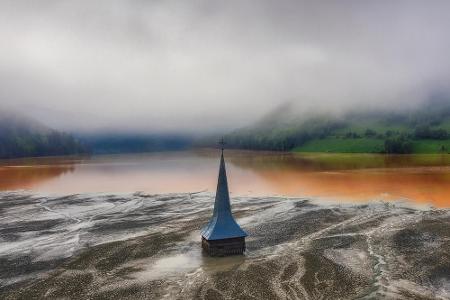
[0,150,449,207]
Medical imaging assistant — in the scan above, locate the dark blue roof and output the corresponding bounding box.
[201,152,247,240]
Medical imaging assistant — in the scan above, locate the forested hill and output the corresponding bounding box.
[0,112,88,159]
[221,100,450,154]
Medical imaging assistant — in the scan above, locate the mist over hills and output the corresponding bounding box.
[2,97,450,159]
[0,111,194,159]
[2,1,450,134]
[0,111,88,159]
[220,99,450,154]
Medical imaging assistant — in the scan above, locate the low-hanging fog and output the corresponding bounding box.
[1,0,450,134]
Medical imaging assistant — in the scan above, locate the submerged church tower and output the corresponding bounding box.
[201,141,247,256]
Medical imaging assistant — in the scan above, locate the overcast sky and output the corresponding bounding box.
[1,0,450,133]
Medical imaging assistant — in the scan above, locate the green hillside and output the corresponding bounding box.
[223,100,450,154]
[293,137,450,154]
[293,137,384,153]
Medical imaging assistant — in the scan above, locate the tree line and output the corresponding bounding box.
[223,123,449,154]
[0,130,88,159]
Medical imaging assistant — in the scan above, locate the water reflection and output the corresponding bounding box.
[0,159,76,190]
[228,152,450,171]
[226,152,450,207]
[0,150,449,207]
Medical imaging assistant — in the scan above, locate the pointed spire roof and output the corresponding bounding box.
[201,149,247,240]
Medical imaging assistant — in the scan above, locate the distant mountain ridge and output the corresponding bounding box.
[0,111,88,159]
[0,110,194,158]
[78,133,192,154]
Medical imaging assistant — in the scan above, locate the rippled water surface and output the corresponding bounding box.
[1,150,449,207]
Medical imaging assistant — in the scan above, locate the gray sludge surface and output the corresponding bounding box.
[1,191,449,299]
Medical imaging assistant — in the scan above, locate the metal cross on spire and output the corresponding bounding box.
[219,137,226,153]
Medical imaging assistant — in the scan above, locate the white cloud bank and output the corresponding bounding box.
[0,0,449,133]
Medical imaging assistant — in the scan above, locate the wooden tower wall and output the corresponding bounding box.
[201,237,245,256]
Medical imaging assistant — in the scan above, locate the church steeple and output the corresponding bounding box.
[201,140,247,256]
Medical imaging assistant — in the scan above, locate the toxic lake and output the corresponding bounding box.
[1,150,450,299]
[1,150,450,207]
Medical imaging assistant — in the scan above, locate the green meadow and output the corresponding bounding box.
[293,137,450,154]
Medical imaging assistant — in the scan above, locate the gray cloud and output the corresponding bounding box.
[1,0,449,133]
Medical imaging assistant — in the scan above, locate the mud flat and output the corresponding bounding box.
[0,191,449,299]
